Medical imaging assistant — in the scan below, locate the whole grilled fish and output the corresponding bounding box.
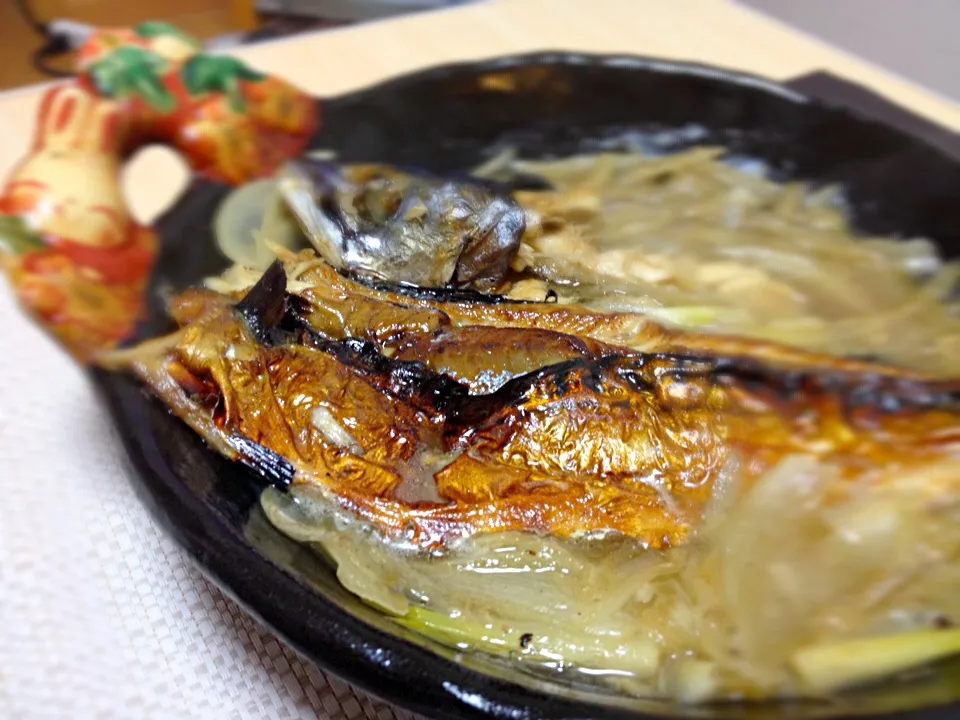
[106,262,960,551]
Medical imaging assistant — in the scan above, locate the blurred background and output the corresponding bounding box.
[0,0,481,88]
[1,0,958,101]
[740,0,959,102]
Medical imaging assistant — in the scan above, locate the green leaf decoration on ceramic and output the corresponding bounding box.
[181,55,266,112]
[87,46,175,112]
[0,215,46,256]
[134,21,202,51]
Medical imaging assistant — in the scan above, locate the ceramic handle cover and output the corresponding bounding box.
[0,22,318,363]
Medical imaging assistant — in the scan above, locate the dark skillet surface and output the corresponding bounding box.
[93,54,960,719]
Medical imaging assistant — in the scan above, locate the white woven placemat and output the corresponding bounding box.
[0,284,424,719]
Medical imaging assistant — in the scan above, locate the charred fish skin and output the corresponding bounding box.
[112,264,960,552]
[228,433,296,490]
[447,352,960,446]
[277,159,527,290]
[296,333,470,418]
[388,325,619,394]
[219,262,471,417]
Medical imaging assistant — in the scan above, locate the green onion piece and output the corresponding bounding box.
[792,628,960,693]
[398,606,660,678]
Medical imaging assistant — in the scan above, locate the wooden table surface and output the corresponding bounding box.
[1,0,958,229]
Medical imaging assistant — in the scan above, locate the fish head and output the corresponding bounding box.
[276,158,526,289]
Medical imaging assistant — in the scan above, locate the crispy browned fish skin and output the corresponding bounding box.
[112,303,686,547]
[110,270,960,551]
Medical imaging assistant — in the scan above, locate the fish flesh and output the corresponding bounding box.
[106,262,960,551]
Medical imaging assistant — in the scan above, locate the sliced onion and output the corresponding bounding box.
[213,178,306,270]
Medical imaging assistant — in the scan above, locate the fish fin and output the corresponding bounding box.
[234,260,288,345]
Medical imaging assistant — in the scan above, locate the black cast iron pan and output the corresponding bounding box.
[93,53,960,719]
